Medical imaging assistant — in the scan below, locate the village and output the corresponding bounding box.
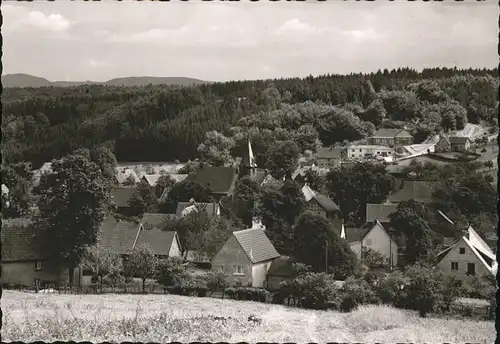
[2,123,497,323]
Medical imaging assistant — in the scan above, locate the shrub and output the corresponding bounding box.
[223,287,269,302]
[400,265,443,317]
[204,271,229,296]
[374,270,407,306]
[339,277,380,312]
[288,272,339,310]
[156,257,188,288]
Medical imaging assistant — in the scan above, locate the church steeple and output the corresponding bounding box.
[240,139,257,178]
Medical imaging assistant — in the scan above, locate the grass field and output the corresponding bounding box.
[2,290,494,343]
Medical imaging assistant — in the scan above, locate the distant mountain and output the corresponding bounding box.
[2,73,209,88]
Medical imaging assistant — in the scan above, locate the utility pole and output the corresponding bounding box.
[325,239,329,273]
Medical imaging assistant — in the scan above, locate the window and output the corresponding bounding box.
[35,261,42,271]
[359,149,362,152]
[459,247,465,254]
[217,265,224,272]
[34,278,40,286]
[233,265,244,275]
[467,263,475,276]
[364,238,372,246]
[451,262,458,271]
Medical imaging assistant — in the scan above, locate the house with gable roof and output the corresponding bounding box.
[141,212,178,230]
[449,136,472,153]
[369,128,413,147]
[99,215,181,259]
[315,146,344,169]
[343,220,398,268]
[386,180,437,204]
[1,218,82,288]
[436,226,497,281]
[211,228,280,287]
[111,186,140,217]
[185,165,238,201]
[301,184,342,220]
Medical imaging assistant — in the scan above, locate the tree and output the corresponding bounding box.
[301,169,325,192]
[326,163,395,226]
[34,152,111,285]
[204,271,229,296]
[128,180,157,215]
[362,98,386,127]
[197,130,235,167]
[90,146,118,182]
[361,247,386,269]
[155,173,177,199]
[155,257,189,288]
[402,265,443,317]
[125,243,159,292]
[85,247,123,291]
[1,162,34,218]
[258,180,306,255]
[293,211,359,279]
[160,180,211,214]
[375,270,408,306]
[340,276,380,311]
[123,174,137,187]
[233,176,261,227]
[295,124,321,153]
[389,200,433,265]
[264,140,300,180]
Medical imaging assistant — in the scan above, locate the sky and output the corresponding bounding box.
[2,1,498,82]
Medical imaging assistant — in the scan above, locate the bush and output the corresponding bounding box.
[204,271,229,296]
[400,265,443,317]
[339,277,380,312]
[374,270,407,306]
[223,287,269,302]
[287,272,339,310]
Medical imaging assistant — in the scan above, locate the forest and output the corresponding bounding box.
[2,67,498,168]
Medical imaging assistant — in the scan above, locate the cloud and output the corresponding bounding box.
[2,2,496,82]
[275,18,323,35]
[3,5,72,34]
[26,11,72,32]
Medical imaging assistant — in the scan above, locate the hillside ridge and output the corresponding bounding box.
[2,73,209,88]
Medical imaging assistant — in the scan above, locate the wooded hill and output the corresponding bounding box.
[2,67,497,168]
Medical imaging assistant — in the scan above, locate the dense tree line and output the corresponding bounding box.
[3,67,497,168]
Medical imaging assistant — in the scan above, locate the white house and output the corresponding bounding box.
[437,226,497,280]
[346,220,398,268]
[347,145,395,161]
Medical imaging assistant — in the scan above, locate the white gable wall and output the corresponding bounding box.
[168,235,182,258]
[251,260,274,288]
[437,237,492,280]
[362,223,398,267]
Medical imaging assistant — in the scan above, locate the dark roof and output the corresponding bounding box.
[141,213,178,229]
[111,187,137,208]
[1,219,45,261]
[99,217,178,256]
[373,128,412,138]
[387,180,437,203]
[366,203,399,223]
[345,227,368,243]
[176,202,220,217]
[98,217,141,255]
[186,166,237,195]
[313,194,340,212]
[449,136,470,144]
[135,230,178,256]
[317,146,343,159]
[233,228,280,264]
[437,136,451,145]
[251,169,267,185]
[267,256,294,277]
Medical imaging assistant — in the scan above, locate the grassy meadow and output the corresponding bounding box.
[2,290,494,343]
